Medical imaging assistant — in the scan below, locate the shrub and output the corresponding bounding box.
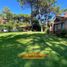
[61,29,67,37]
[17,27,23,32]
[61,29,67,34]
[32,19,41,31]
[55,29,67,38]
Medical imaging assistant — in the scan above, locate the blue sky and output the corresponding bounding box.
[0,0,67,14]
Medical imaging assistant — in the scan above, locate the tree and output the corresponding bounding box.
[17,0,38,31]
[1,7,14,31]
[17,0,67,32]
[33,0,66,32]
[2,7,13,21]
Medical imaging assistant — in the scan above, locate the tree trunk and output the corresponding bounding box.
[30,3,33,31]
[41,25,43,32]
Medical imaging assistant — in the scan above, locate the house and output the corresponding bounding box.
[53,14,67,34]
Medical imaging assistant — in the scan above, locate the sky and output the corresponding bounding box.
[0,0,67,14]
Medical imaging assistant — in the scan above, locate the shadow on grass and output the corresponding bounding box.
[0,33,67,67]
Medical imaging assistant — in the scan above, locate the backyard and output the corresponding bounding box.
[0,32,67,67]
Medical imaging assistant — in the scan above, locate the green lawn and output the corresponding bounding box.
[0,32,67,67]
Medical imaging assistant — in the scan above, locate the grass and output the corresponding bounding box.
[0,32,67,67]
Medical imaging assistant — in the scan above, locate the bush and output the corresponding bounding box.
[17,27,23,32]
[0,25,4,32]
[56,30,67,37]
[61,29,67,35]
[61,29,67,37]
[32,19,41,31]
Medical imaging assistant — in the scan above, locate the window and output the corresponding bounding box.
[61,23,64,30]
[55,25,58,31]
[58,24,61,30]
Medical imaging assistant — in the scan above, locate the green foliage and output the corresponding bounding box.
[60,30,67,37]
[2,7,13,21]
[0,25,4,31]
[32,19,41,31]
[32,19,39,24]
[0,7,32,32]
[56,29,67,38]
[17,0,66,32]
